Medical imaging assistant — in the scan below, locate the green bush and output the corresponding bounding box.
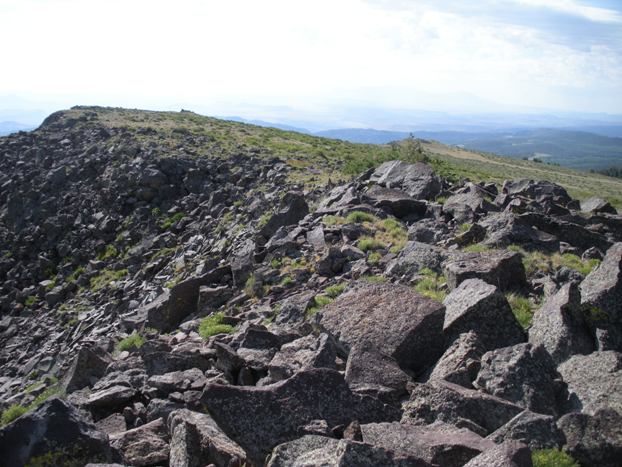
[346,211,376,223]
[506,293,535,329]
[357,237,386,252]
[116,333,146,352]
[532,448,579,467]
[199,312,234,339]
[1,405,27,426]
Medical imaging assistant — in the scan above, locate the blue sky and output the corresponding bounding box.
[0,0,621,122]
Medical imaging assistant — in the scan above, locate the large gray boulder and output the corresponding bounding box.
[319,281,445,375]
[503,179,571,205]
[0,398,119,467]
[385,241,446,281]
[557,409,622,467]
[363,185,427,219]
[259,192,309,240]
[200,368,399,464]
[580,242,622,326]
[268,333,337,382]
[167,409,247,467]
[581,197,617,215]
[370,160,442,200]
[109,418,169,467]
[443,250,526,292]
[426,331,485,388]
[462,441,533,467]
[267,435,434,467]
[61,344,112,392]
[480,212,559,251]
[361,421,494,467]
[488,410,564,450]
[474,343,566,416]
[402,381,524,436]
[557,351,622,414]
[529,283,593,365]
[443,279,526,351]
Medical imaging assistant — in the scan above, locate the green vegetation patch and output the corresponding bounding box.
[161,212,185,230]
[532,449,579,467]
[116,332,146,352]
[506,293,535,329]
[346,210,377,223]
[357,236,386,252]
[89,268,128,292]
[1,404,27,426]
[199,312,235,339]
[413,268,447,303]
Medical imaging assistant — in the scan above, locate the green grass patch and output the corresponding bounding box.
[414,268,447,302]
[325,283,346,298]
[506,293,535,329]
[280,275,294,286]
[346,211,376,223]
[458,222,472,233]
[24,295,37,307]
[270,257,283,269]
[357,236,386,252]
[360,275,388,283]
[368,251,382,265]
[161,212,185,230]
[67,266,85,283]
[1,405,27,426]
[199,312,234,339]
[258,212,272,228]
[89,268,128,292]
[552,253,600,276]
[116,332,146,352]
[322,215,346,226]
[97,244,118,261]
[462,244,492,253]
[532,449,579,467]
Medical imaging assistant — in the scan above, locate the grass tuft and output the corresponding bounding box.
[413,268,447,302]
[199,312,234,339]
[532,449,579,467]
[116,332,146,352]
[346,211,376,223]
[506,293,535,329]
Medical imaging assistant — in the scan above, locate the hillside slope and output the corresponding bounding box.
[0,106,621,466]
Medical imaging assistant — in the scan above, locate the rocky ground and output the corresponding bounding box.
[0,107,621,466]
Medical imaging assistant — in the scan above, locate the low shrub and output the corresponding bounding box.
[346,211,376,223]
[357,236,386,252]
[116,333,146,352]
[532,448,579,467]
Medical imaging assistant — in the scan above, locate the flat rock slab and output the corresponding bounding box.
[580,242,622,325]
[201,368,399,464]
[361,421,493,467]
[443,250,526,292]
[402,381,524,436]
[463,440,532,467]
[319,281,445,375]
[110,418,170,467]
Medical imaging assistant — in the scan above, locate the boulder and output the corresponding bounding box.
[345,341,412,401]
[268,333,336,382]
[61,344,112,392]
[200,368,399,464]
[0,398,119,467]
[480,212,559,251]
[147,368,206,395]
[528,283,593,365]
[370,160,442,200]
[557,351,622,414]
[426,331,485,388]
[474,343,566,416]
[168,409,247,467]
[385,241,446,281]
[402,381,524,436]
[580,242,622,325]
[361,421,494,467]
[363,185,427,219]
[229,238,255,287]
[462,441,533,467]
[488,410,564,450]
[110,418,169,467]
[503,179,571,205]
[581,197,617,215]
[267,435,433,467]
[84,385,136,412]
[259,192,309,240]
[442,250,526,291]
[443,279,526,351]
[557,408,622,467]
[318,281,446,375]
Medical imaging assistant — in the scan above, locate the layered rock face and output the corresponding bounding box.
[1,107,621,466]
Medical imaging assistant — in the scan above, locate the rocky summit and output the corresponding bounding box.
[0,106,621,466]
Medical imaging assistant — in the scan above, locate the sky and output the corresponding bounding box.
[1,0,621,125]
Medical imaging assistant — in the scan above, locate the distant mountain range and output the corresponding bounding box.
[221,117,622,171]
[0,121,36,136]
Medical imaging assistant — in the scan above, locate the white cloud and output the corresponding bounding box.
[0,0,620,113]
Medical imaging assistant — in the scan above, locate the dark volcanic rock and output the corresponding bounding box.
[318,281,446,375]
[581,197,617,215]
[361,421,494,467]
[474,343,566,416]
[488,410,564,450]
[557,409,622,467]
[402,381,524,436]
[443,250,526,292]
[200,368,399,464]
[462,440,533,467]
[529,283,593,365]
[61,344,113,392]
[0,398,119,467]
[385,241,446,281]
[443,279,526,351]
[370,160,443,200]
[557,351,622,414]
[363,185,428,219]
